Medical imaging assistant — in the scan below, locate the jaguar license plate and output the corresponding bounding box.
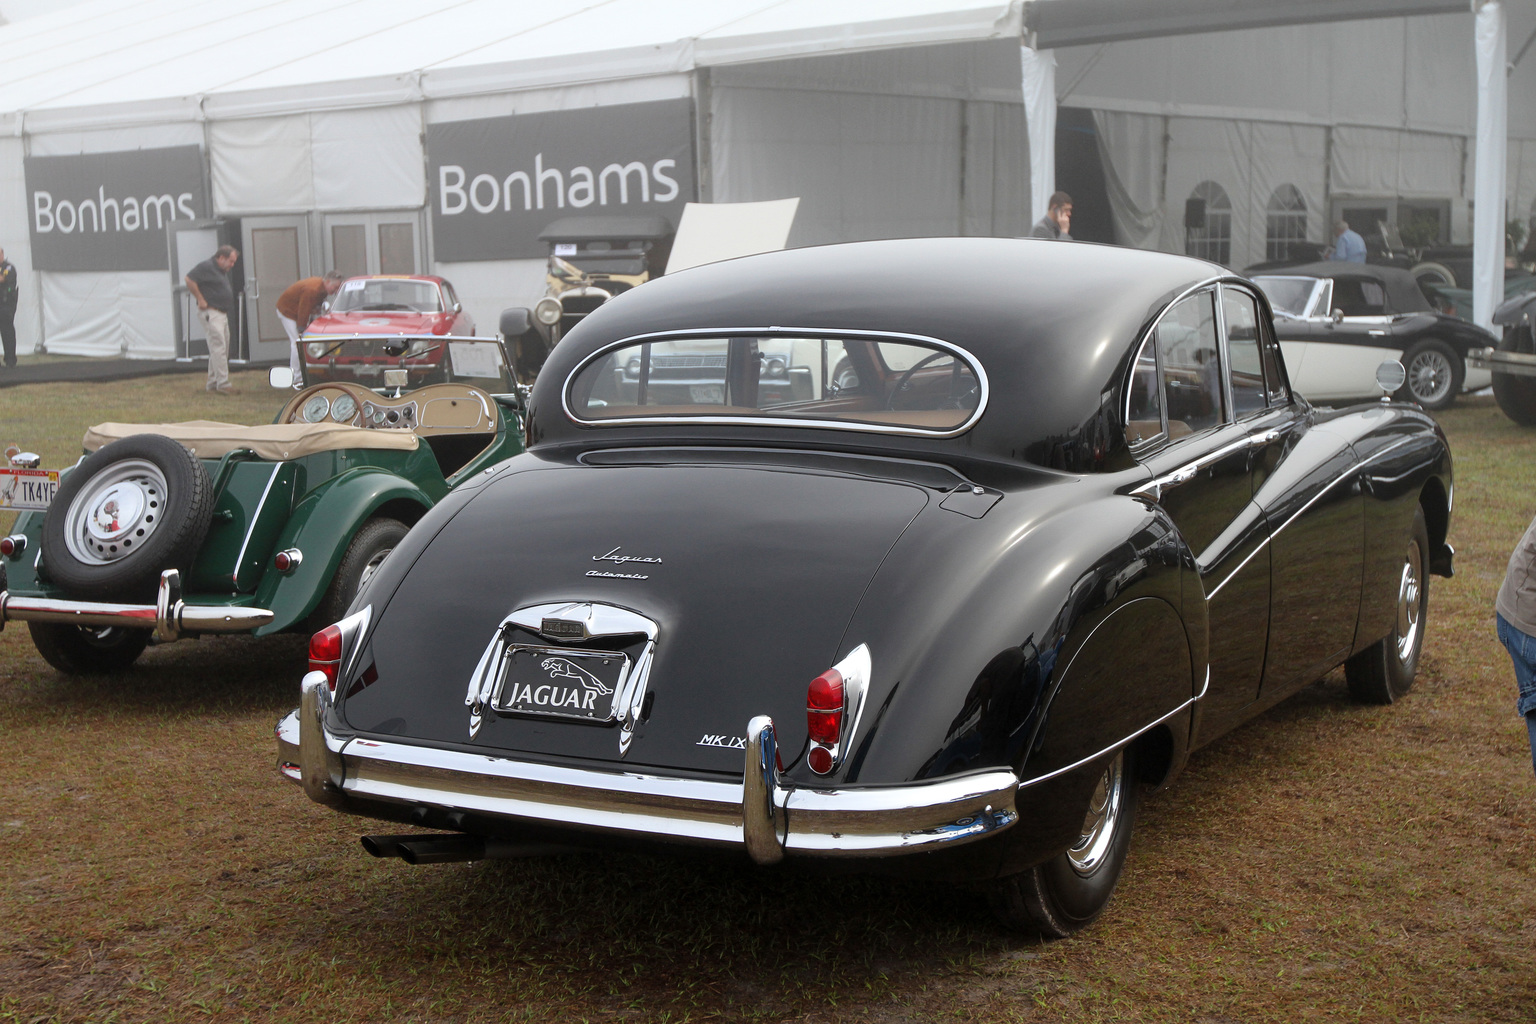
[0,467,60,510]
[492,646,628,722]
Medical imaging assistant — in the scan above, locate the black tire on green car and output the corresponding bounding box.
[1395,339,1462,411]
[1492,325,1536,426]
[28,622,150,675]
[988,746,1140,938]
[1345,507,1429,705]
[307,517,410,632]
[40,433,213,602]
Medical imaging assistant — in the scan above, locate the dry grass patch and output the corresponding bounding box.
[0,380,1533,1022]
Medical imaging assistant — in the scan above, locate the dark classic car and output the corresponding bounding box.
[0,336,524,674]
[303,275,475,384]
[277,238,1452,937]
[1251,262,1495,410]
[1470,287,1536,425]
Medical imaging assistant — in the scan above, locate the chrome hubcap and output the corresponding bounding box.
[1067,750,1125,876]
[1395,539,1424,662]
[63,459,169,565]
[1408,351,1453,405]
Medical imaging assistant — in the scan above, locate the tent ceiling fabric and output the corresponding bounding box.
[0,0,1021,128]
[1025,0,1469,49]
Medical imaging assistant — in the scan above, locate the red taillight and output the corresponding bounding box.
[807,669,843,744]
[0,536,16,556]
[310,625,343,692]
[807,745,834,774]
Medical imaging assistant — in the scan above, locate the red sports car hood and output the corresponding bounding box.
[307,309,447,335]
[341,461,930,774]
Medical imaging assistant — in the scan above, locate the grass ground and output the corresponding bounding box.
[0,377,1532,1022]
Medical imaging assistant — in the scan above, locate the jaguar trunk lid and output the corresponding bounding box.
[344,461,929,773]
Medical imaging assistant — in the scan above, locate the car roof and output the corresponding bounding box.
[528,237,1231,471]
[341,275,446,285]
[1256,261,1432,313]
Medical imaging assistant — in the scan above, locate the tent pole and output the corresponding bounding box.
[1473,0,1507,332]
[1021,39,1057,226]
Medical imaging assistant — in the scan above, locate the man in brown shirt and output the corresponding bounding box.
[276,271,342,381]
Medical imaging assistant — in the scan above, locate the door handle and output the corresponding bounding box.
[1248,429,1281,446]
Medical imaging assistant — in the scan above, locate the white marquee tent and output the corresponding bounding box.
[0,0,1529,360]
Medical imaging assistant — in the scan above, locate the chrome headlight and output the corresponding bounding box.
[307,342,328,359]
[534,297,563,326]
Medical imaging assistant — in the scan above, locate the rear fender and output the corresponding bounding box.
[846,495,1195,789]
[252,468,433,634]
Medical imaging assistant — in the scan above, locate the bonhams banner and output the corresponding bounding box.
[24,146,209,272]
[427,99,696,262]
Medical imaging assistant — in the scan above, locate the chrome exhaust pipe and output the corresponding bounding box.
[360,833,577,864]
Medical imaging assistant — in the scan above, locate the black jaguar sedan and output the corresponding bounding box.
[277,238,1452,937]
[1250,261,1495,410]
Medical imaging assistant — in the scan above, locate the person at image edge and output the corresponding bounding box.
[1496,512,1536,779]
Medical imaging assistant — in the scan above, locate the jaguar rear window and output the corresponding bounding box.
[565,333,985,435]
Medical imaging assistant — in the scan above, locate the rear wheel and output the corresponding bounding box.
[307,517,409,631]
[1396,340,1462,411]
[1345,507,1429,704]
[989,747,1139,938]
[1492,325,1536,426]
[28,622,150,675]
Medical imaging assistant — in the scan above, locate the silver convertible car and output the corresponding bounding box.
[277,238,1452,937]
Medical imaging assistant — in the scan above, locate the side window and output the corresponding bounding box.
[1260,319,1290,406]
[1222,287,1267,416]
[1156,291,1222,437]
[1333,278,1385,316]
[1125,335,1163,445]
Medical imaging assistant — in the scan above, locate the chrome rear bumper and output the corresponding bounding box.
[0,569,274,641]
[277,671,1020,864]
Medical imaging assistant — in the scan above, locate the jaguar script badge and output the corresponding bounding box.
[587,546,662,580]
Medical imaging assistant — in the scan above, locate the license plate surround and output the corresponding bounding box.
[490,645,629,723]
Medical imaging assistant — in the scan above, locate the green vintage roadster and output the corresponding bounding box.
[0,332,526,674]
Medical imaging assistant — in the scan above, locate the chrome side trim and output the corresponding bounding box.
[1206,433,1419,600]
[562,326,990,440]
[1018,693,1198,791]
[290,709,1021,860]
[0,576,275,635]
[232,462,283,580]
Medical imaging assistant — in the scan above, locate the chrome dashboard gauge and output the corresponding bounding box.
[331,394,358,423]
[302,395,331,423]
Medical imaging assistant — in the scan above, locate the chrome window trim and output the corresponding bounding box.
[1122,275,1227,454]
[561,326,989,439]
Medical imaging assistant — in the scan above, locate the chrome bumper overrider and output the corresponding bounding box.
[278,671,1020,864]
[0,570,274,641]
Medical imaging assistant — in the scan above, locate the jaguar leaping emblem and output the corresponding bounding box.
[540,657,614,695]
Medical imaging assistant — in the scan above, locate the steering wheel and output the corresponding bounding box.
[886,352,978,410]
[886,352,950,410]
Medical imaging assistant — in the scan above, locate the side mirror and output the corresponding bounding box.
[269,366,295,390]
[1330,308,1344,324]
[499,306,533,337]
[1375,358,1406,402]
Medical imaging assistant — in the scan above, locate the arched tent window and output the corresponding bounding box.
[1185,181,1232,266]
[1266,185,1308,262]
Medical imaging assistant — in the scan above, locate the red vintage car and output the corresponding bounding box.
[303,276,475,385]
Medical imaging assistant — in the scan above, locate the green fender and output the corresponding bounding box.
[252,467,435,635]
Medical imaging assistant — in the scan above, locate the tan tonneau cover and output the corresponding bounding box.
[83,420,419,460]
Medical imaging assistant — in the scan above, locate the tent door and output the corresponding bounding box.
[243,215,311,364]
[323,211,423,277]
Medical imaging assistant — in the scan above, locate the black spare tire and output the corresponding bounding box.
[41,433,214,601]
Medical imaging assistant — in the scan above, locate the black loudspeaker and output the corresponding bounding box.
[1184,198,1206,231]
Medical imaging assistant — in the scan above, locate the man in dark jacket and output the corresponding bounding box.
[0,247,18,368]
[1030,192,1073,240]
[184,245,240,394]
